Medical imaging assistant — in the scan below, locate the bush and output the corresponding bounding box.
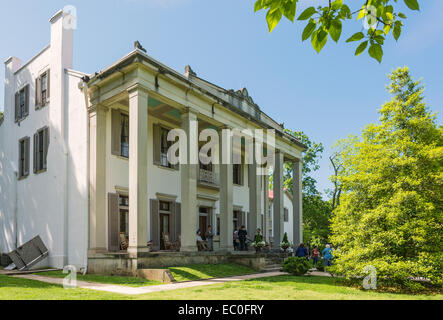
[282,257,311,276]
[314,259,325,272]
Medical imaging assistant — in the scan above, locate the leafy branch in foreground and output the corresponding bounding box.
[254,0,420,62]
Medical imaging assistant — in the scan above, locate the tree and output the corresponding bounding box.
[283,129,332,245]
[253,0,421,62]
[329,67,442,286]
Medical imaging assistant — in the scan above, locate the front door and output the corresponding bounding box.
[160,213,170,250]
[199,215,207,240]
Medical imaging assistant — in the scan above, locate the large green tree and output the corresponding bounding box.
[253,0,421,62]
[330,67,442,286]
[284,130,332,245]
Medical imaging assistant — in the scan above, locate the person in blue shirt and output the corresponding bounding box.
[295,243,309,258]
[322,244,333,266]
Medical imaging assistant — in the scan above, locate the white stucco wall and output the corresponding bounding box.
[0,11,88,269]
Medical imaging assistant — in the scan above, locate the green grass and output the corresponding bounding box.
[1,273,441,300]
[168,263,256,282]
[37,271,162,287]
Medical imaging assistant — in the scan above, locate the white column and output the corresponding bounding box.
[89,104,107,253]
[180,109,199,252]
[128,85,149,257]
[273,151,284,250]
[248,142,262,235]
[219,127,233,251]
[263,172,269,242]
[292,159,303,246]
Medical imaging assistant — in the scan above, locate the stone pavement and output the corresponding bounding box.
[11,271,288,295]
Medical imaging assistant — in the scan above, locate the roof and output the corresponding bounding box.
[86,47,308,151]
[268,189,292,201]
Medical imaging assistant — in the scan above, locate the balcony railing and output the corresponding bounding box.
[198,168,219,186]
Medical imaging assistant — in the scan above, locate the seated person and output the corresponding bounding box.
[196,230,209,251]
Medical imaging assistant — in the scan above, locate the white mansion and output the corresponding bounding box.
[0,10,305,270]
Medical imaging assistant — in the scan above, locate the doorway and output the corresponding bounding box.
[159,201,171,250]
[199,207,211,240]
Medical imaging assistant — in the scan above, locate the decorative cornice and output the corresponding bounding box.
[226,87,260,110]
[127,83,150,95]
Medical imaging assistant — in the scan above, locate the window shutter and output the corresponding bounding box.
[108,193,120,252]
[24,137,30,176]
[33,133,38,173]
[35,76,41,109]
[111,109,121,156]
[46,69,50,100]
[175,202,181,242]
[43,127,49,170]
[170,202,176,242]
[15,92,19,122]
[24,85,29,116]
[18,141,22,178]
[150,199,160,250]
[153,124,161,165]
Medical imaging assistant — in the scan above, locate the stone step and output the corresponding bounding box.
[262,267,282,273]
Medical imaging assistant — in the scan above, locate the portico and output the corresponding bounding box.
[85,47,306,269]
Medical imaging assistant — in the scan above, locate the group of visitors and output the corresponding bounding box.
[233,226,249,251]
[196,225,214,251]
[295,243,334,267]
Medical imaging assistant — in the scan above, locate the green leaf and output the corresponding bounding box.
[282,0,297,22]
[404,0,420,11]
[311,29,328,53]
[302,20,317,41]
[329,19,342,42]
[346,32,364,42]
[331,0,343,11]
[266,8,282,32]
[398,12,407,19]
[368,43,383,63]
[297,7,317,21]
[355,40,368,56]
[393,21,402,40]
[254,0,265,12]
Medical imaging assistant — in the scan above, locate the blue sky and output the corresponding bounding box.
[1,0,442,196]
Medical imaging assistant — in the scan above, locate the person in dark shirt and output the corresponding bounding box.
[238,226,248,251]
[295,243,309,258]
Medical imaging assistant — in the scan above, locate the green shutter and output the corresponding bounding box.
[150,199,160,250]
[111,109,121,156]
[33,133,38,173]
[35,76,41,109]
[108,193,120,252]
[153,124,161,165]
[24,137,30,176]
[15,92,19,122]
[24,85,29,116]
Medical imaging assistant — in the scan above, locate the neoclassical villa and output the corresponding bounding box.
[0,10,305,273]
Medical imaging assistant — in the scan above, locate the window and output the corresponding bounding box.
[18,137,30,179]
[160,127,173,168]
[35,70,50,109]
[233,164,243,185]
[284,208,289,222]
[120,114,129,158]
[153,124,177,169]
[33,127,49,173]
[119,195,129,238]
[15,85,29,122]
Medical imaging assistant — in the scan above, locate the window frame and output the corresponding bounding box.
[120,112,129,158]
[18,136,30,179]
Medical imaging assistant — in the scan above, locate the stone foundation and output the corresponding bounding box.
[87,251,289,276]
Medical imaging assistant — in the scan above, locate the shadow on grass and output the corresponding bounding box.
[168,263,256,282]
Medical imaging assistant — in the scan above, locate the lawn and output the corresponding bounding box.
[168,263,257,281]
[0,274,441,300]
[37,263,257,285]
[37,271,163,287]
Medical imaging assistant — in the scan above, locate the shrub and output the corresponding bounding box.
[282,257,311,276]
[314,259,325,272]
